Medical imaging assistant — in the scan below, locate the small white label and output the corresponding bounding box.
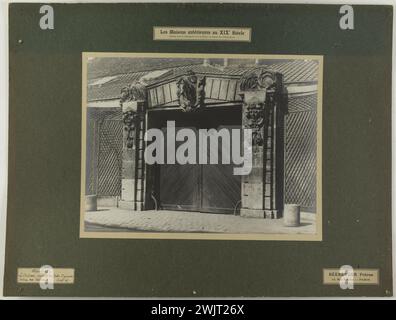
[153,27,251,42]
[323,268,379,285]
[17,267,74,285]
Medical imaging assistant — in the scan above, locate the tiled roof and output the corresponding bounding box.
[88,59,319,102]
[270,60,319,83]
[222,59,319,83]
[87,58,203,79]
[88,71,148,101]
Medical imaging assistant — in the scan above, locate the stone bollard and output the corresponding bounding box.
[283,204,300,227]
[85,195,97,212]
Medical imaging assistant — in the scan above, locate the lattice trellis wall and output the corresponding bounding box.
[86,109,123,197]
[98,116,123,196]
[284,94,317,212]
[86,117,97,195]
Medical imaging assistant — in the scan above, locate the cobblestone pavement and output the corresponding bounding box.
[84,207,316,234]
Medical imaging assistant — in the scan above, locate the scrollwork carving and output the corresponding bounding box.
[240,69,277,91]
[240,68,282,146]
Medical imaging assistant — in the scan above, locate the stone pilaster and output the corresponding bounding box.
[118,82,147,211]
[239,69,284,219]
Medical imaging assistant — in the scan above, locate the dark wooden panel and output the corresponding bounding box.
[201,163,241,214]
[160,126,200,211]
[201,125,241,214]
[160,163,201,211]
[157,110,242,214]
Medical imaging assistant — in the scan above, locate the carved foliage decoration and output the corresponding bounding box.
[240,69,277,91]
[120,81,147,103]
[244,103,265,146]
[120,81,147,149]
[122,110,138,149]
[176,70,206,112]
[240,68,282,146]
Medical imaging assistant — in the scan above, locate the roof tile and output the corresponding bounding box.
[88,59,319,102]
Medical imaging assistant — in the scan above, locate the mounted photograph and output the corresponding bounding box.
[80,53,323,240]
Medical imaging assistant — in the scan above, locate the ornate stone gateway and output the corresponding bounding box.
[118,68,286,218]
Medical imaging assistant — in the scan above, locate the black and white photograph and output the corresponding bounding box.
[2,0,393,300]
[80,53,323,240]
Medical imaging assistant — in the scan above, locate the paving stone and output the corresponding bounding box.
[84,207,316,234]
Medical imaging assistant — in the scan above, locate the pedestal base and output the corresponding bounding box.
[240,208,281,219]
[118,200,135,210]
[118,200,144,211]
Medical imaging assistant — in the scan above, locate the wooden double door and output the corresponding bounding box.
[158,108,241,214]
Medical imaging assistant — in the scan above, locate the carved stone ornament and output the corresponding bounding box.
[122,110,138,149]
[120,81,147,104]
[240,69,280,146]
[176,70,206,112]
[240,69,277,92]
[244,103,265,146]
[119,82,147,149]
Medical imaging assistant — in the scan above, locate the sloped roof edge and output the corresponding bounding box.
[88,60,319,102]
